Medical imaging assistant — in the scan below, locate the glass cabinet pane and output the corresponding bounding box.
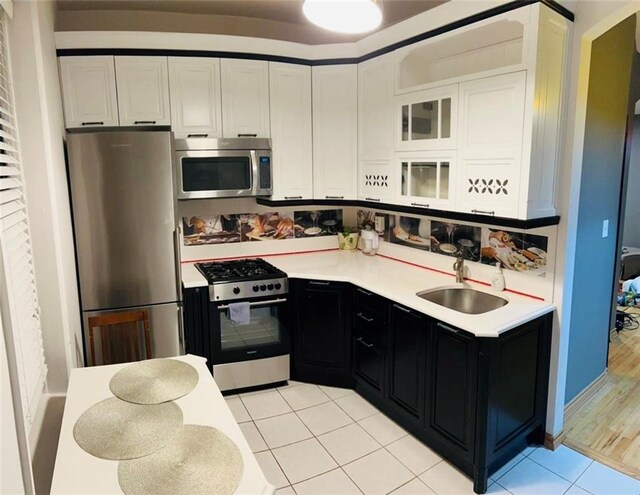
[411,101,438,141]
[401,162,408,195]
[440,162,450,199]
[441,99,451,139]
[410,162,438,198]
[401,105,409,141]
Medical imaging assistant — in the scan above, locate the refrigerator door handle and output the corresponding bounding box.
[174,224,183,302]
[177,303,185,355]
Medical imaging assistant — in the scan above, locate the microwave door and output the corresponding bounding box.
[176,150,254,199]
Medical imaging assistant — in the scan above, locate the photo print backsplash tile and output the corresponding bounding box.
[481,228,548,276]
[357,209,390,241]
[359,209,549,277]
[183,209,343,246]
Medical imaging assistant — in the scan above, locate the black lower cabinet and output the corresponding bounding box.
[352,301,387,399]
[422,321,478,469]
[288,280,553,494]
[386,303,427,428]
[290,279,352,387]
[182,286,211,369]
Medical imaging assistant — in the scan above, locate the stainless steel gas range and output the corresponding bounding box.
[195,258,290,391]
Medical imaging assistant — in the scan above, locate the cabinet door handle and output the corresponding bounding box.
[356,337,374,348]
[325,195,344,200]
[238,133,258,137]
[134,120,157,125]
[356,288,372,297]
[309,280,330,286]
[187,133,208,138]
[411,202,430,208]
[365,197,381,202]
[81,121,104,126]
[357,312,374,323]
[437,322,460,334]
[284,196,303,200]
[393,303,413,314]
[471,209,495,216]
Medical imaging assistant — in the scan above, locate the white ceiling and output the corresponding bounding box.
[55,0,449,45]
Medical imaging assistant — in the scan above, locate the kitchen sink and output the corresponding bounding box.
[416,287,508,315]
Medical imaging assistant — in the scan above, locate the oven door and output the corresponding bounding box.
[175,150,256,199]
[211,298,290,364]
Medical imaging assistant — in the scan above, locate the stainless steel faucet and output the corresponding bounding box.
[453,256,464,283]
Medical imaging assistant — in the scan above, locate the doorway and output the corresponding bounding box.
[563,14,640,478]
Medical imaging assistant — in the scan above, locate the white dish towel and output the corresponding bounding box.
[228,302,250,326]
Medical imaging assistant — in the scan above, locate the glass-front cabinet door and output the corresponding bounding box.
[398,152,455,210]
[395,84,457,151]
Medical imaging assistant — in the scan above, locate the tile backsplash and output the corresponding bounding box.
[183,209,343,246]
[360,209,549,278]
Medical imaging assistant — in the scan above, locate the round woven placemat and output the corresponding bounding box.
[73,397,183,460]
[118,424,244,495]
[109,358,199,405]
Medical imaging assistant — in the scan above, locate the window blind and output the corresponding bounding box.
[0,9,46,431]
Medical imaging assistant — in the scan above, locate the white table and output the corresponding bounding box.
[50,354,274,495]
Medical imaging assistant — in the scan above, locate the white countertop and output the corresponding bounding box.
[181,250,555,337]
[50,354,274,495]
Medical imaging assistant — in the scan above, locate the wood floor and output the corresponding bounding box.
[564,307,640,478]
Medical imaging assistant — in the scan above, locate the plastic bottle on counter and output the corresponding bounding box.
[491,262,506,292]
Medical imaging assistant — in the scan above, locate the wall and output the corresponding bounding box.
[623,115,640,248]
[564,16,636,403]
[8,1,82,394]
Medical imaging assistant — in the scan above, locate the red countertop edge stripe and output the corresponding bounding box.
[181,248,545,302]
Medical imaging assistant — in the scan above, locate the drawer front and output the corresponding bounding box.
[353,286,388,313]
[353,304,384,334]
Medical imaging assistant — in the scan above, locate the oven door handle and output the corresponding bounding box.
[217,298,288,310]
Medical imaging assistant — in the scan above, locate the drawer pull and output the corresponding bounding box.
[365,197,381,202]
[81,121,104,126]
[437,322,460,334]
[325,195,344,199]
[411,202,430,208]
[357,312,374,323]
[471,209,495,216]
[284,196,303,200]
[238,133,258,137]
[356,288,373,297]
[393,303,413,314]
[134,120,157,125]
[356,337,374,349]
[187,133,208,138]
[309,280,330,286]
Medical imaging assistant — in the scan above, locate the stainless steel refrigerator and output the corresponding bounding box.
[66,130,182,366]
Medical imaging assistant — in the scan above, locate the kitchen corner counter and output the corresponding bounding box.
[181,250,555,337]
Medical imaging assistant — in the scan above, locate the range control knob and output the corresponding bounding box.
[253,285,259,292]
[260,284,267,291]
[274,283,282,290]
[233,287,241,295]
[267,284,274,290]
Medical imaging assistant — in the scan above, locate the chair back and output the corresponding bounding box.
[87,310,152,366]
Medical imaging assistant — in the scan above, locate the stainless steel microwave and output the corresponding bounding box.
[174,138,272,199]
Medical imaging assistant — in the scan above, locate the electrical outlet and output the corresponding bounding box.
[602,219,609,238]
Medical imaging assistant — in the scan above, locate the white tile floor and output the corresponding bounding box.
[225,381,640,495]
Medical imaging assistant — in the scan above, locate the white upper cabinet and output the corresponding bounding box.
[115,56,171,126]
[221,59,270,138]
[168,57,223,138]
[457,71,526,218]
[359,56,394,162]
[59,56,119,128]
[395,84,457,151]
[312,65,358,200]
[269,62,313,200]
[398,151,456,211]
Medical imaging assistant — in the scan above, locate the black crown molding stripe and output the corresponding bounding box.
[56,0,573,65]
[255,197,560,230]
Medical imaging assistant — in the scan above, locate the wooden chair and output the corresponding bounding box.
[87,310,152,366]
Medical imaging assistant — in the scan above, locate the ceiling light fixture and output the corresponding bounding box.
[302,0,383,34]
